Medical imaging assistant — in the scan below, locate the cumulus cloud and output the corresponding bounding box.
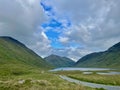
[0,0,44,40]
[45,0,120,60]
[0,0,120,61]
[0,0,52,57]
[59,37,69,44]
[30,30,52,57]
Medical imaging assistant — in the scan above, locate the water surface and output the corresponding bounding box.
[51,67,120,75]
[51,67,112,71]
[98,72,120,75]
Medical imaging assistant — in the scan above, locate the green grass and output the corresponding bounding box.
[0,64,103,90]
[0,69,101,90]
[55,71,120,86]
[0,64,102,90]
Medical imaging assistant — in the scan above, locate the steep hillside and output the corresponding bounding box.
[75,42,120,68]
[44,54,75,67]
[0,36,52,75]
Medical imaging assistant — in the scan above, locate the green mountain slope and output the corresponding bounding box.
[0,36,52,76]
[75,42,120,68]
[44,54,75,67]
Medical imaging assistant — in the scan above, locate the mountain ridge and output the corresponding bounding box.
[75,42,120,68]
[0,36,52,75]
[44,54,75,68]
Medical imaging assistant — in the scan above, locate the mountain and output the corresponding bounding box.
[0,36,52,75]
[75,42,120,68]
[44,54,75,67]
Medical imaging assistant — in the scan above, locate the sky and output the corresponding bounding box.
[0,0,120,61]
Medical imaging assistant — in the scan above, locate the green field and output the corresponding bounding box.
[0,69,102,90]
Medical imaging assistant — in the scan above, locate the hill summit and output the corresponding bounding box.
[44,54,75,68]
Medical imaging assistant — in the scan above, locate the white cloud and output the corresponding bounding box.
[59,37,69,43]
[0,0,120,61]
[0,0,51,58]
[30,31,52,57]
[52,0,120,60]
[51,46,92,61]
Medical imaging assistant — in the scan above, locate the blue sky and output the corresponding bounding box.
[0,0,120,61]
[41,0,72,49]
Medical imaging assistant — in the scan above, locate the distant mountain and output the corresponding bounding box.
[0,36,52,75]
[44,54,75,67]
[75,42,120,68]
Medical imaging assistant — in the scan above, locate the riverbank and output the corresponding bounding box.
[54,70,120,86]
[60,75,120,90]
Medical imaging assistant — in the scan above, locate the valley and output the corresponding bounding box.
[0,36,120,90]
[0,0,120,90]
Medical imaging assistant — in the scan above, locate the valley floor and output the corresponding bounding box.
[0,69,101,90]
[1,67,120,90]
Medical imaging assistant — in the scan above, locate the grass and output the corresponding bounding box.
[0,64,107,90]
[0,63,100,90]
[0,69,101,90]
[55,71,120,86]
